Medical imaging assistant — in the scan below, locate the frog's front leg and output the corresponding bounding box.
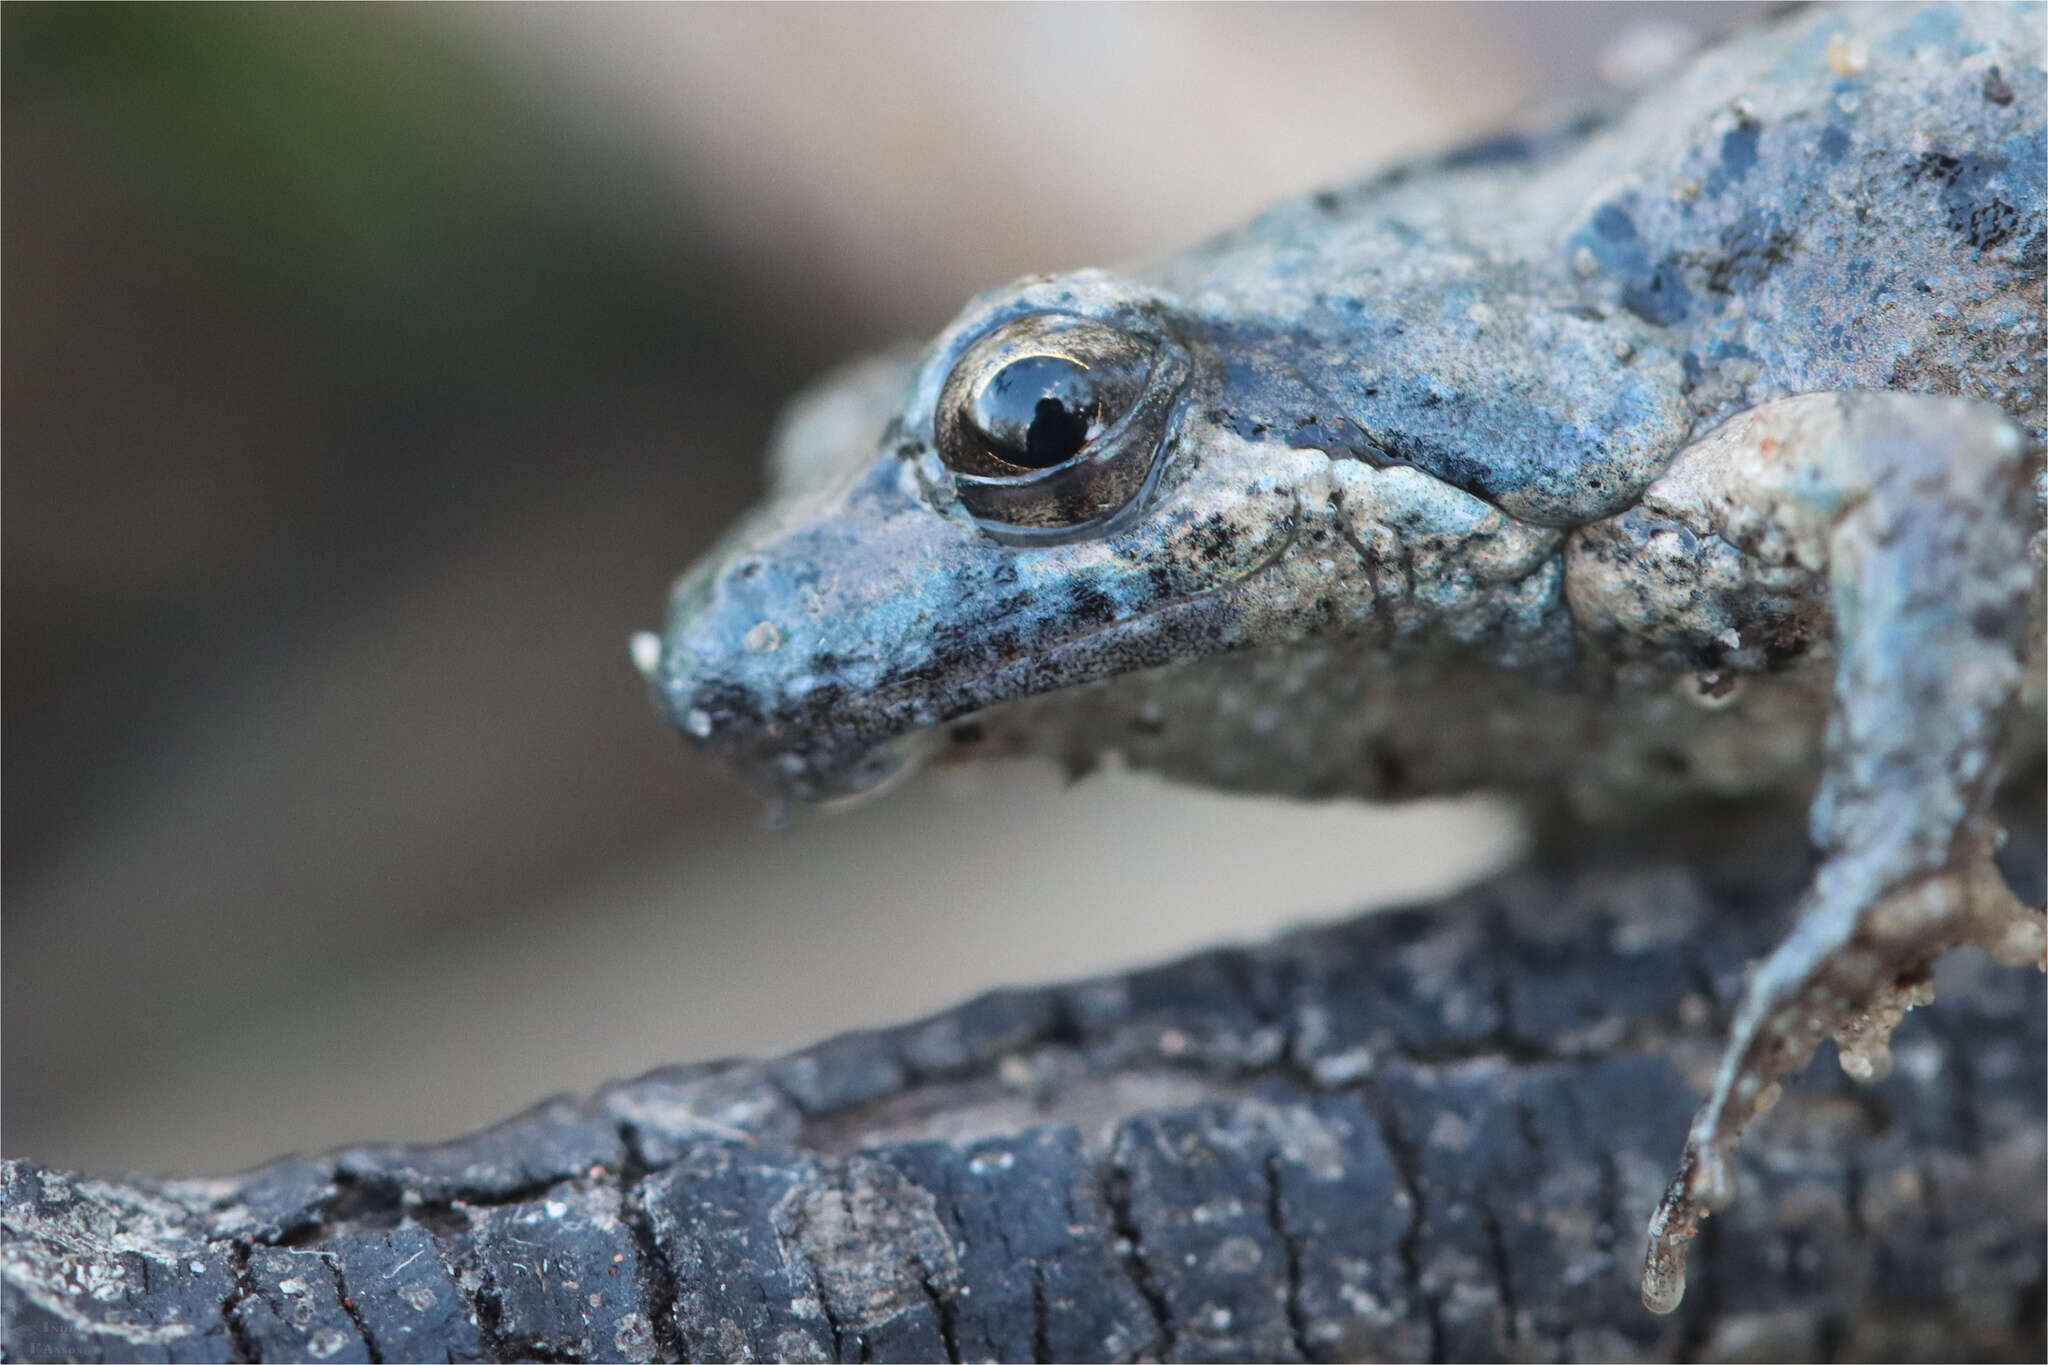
[1570,391,2045,1313]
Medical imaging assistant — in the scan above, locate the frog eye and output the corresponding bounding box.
[938,321,1148,475]
[933,314,1188,538]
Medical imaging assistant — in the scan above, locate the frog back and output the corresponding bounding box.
[1143,3,2043,526]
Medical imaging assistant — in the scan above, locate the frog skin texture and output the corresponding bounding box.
[640,3,2046,1316]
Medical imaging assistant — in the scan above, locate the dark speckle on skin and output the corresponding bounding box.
[1192,513,1240,559]
[1719,118,1762,183]
[1437,131,1536,171]
[1970,602,2020,640]
[1564,108,1610,140]
[1580,199,1699,330]
[1285,417,1385,464]
[798,680,846,718]
[1593,203,1638,243]
[1818,125,1850,161]
[1983,65,2015,106]
[1706,211,1794,295]
[1067,584,1115,628]
[1911,152,2021,252]
[1623,260,1693,326]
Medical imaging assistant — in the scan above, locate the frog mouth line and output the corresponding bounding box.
[771,492,1306,801]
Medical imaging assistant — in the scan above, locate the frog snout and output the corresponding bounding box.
[637,454,1048,798]
[633,618,932,804]
[632,616,770,754]
[631,536,923,802]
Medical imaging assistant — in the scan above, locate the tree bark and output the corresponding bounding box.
[4,813,2042,1364]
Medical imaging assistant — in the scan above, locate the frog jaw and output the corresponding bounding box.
[641,418,1303,804]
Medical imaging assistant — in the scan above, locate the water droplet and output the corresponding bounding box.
[685,707,714,738]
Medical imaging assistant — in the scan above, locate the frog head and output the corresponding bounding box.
[639,270,1317,802]
[639,253,1642,803]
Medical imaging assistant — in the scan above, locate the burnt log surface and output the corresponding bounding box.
[3,814,2043,1364]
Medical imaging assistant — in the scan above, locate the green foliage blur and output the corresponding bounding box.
[6,4,789,402]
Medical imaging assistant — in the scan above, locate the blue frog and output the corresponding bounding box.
[638,3,2045,1312]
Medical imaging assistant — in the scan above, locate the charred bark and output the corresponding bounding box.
[4,813,2042,1363]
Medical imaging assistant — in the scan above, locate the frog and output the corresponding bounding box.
[635,2,2045,1316]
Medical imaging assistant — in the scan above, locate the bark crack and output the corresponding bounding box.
[915,1260,962,1365]
[1358,1077,1444,1364]
[1477,1202,1519,1347]
[1099,1162,1175,1361]
[613,1124,685,1365]
[1263,1151,1314,1363]
[466,1258,518,1365]
[221,1239,259,1365]
[325,1256,383,1364]
[1030,1267,1052,1365]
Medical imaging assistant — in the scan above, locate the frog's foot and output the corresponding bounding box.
[1641,827,2044,1314]
[1609,391,2043,1314]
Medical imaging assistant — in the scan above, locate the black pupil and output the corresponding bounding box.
[1026,396,1090,467]
[975,354,1099,469]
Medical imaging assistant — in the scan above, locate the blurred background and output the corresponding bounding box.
[5,3,1769,1177]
